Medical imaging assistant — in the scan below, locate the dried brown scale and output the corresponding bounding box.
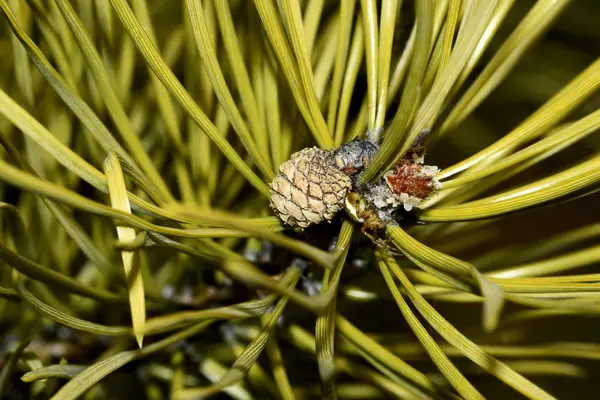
[269,147,352,228]
[385,163,438,199]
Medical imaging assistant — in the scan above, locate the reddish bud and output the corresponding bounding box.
[385,161,439,199]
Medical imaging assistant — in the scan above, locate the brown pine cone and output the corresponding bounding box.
[269,147,352,228]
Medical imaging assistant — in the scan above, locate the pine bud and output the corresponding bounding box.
[384,155,441,211]
[269,147,352,228]
[333,139,379,175]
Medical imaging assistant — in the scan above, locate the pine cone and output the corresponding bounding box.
[269,147,352,228]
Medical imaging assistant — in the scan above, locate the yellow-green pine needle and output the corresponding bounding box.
[109,0,270,197]
[302,0,325,58]
[335,18,364,146]
[54,0,175,203]
[327,0,356,137]
[360,0,378,131]
[280,0,335,149]
[422,153,600,221]
[441,0,573,135]
[186,0,274,179]
[374,0,399,130]
[213,0,268,155]
[386,225,504,332]
[103,152,145,348]
[50,322,213,400]
[377,251,485,400]
[382,255,556,400]
[441,107,600,188]
[439,54,600,180]
[359,0,433,183]
[316,220,353,397]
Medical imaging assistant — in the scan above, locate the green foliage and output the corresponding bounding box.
[0,0,599,399]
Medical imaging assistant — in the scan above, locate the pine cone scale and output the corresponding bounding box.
[308,182,322,198]
[290,186,309,209]
[293,172,309,193]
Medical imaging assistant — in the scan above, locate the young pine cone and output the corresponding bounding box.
[269,147,352,228]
